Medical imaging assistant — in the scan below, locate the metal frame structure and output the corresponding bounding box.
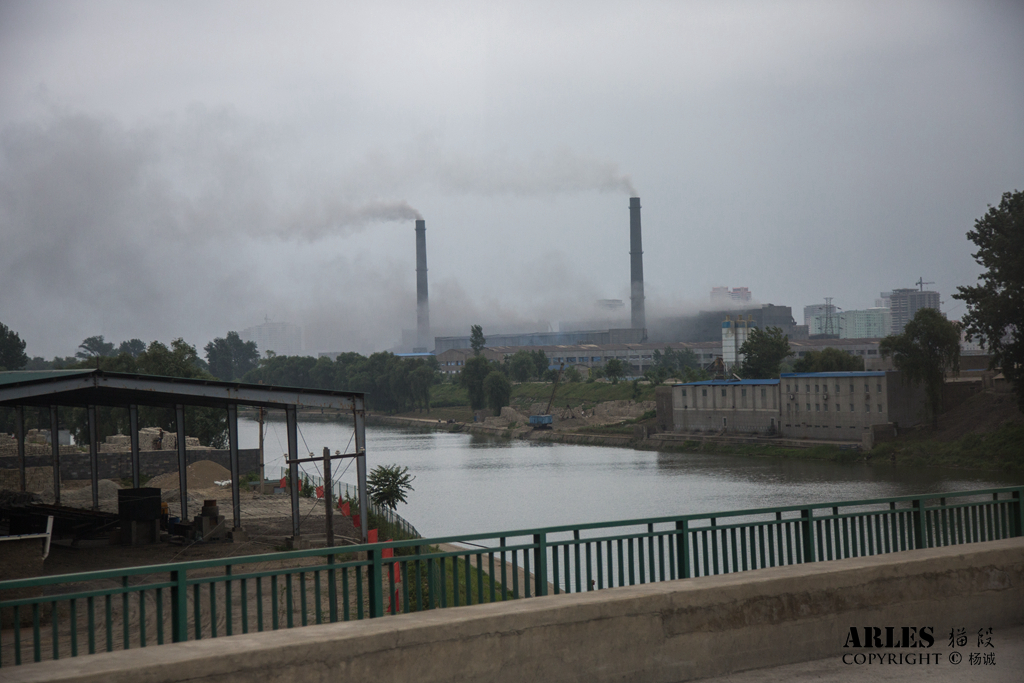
[0,370,369,544]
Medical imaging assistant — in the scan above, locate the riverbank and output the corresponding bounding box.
[365,412,1024,474]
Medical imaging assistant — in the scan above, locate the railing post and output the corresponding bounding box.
[912,498,926,550]
[171,568,188,643]
[800,508,815,563]
[533,532,548,597]
[676,520,691,579]
[1013,490,1023,538]
[368,547,384,617]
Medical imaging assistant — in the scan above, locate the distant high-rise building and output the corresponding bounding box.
[804,303,829,327]
[839,308,891,338]
[240,320,303,357]
[730,287,751,303]
[711,287,752,306]
[889,288,940,335]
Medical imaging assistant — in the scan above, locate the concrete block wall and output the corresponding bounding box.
[0,449,260,482]
[10,537,1023,683]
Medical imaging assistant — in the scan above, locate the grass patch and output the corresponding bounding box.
[405,554,510,610]
[869,420,1024,471]
[510,381,657,408]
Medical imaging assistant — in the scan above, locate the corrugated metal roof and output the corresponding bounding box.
[673,379,780,386]
[0,369,364,410]
[0,369,94,386]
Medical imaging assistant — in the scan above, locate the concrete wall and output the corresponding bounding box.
[12,537,1023,683]
[671,381,780,435]
[0,449,260,482]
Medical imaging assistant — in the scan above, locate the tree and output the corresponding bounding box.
[204,331,260,381]
[76,335,114,359]
[564,366,582,383]
[409,364,434,412]
[461,354,491,410]
[880,308,960,426]
[530,350,549,377]
[604,358,626,384]
[508,350,536,382]
[652,347,700,377]
[483,370,512,416]
[953,190,1024,411]
[470,325,486,355]
[117,339,146,358]
[643,366,669,385]
[59,339,228,449]
[0,322,28,371]
[366,464,415,510]
[738,326,792,379]
[792,347,865,373]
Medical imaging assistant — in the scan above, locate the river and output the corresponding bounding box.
[238,419,1022,538]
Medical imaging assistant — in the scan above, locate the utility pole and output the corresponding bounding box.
[323,447,334,547]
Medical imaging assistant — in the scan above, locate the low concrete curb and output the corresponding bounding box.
[8,537,1024,683]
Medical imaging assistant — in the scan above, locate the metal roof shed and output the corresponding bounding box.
[0,369,369,543]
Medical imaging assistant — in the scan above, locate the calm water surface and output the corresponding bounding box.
[238,419,1022,538]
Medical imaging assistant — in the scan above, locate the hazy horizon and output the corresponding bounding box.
[2,1,1021,360]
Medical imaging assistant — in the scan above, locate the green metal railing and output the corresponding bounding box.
[2,486,1021,667]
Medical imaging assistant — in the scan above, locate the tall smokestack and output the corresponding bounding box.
[415,219,430,352]
[629,197,646,333]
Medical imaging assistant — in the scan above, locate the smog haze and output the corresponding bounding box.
[1,1,1022,359]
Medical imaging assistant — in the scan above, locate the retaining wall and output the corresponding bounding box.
[0,449,260,482]
[9,537,1023,683]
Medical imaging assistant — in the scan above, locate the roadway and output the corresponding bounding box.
[698,624,1024,682]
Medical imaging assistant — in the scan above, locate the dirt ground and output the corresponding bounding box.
[904,389,1023,442]
[45,487,362,576]
[0,457,363,577]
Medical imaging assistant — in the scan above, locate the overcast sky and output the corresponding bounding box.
[1,0,1022,359]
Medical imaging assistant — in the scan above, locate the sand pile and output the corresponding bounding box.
[147,460,232,491]
[61,479,122,513]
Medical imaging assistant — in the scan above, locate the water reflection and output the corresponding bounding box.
[238,419,1021,538]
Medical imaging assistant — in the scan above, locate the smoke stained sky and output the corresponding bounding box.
[1,1,1022,358]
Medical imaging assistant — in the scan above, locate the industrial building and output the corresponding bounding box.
[434,337,885,378]
[648,304,806,345]
[666,370,928,443]
[671,378,780,435]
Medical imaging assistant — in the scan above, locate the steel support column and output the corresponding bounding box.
[354,407,368,543]
[323,446,334,547]
[50,405,60,506]
[129,405,140,489]
[286,405,300,539]
[175,404,188,522]
[15,405,25,492]
[227,403,242,532]
[88,405,99,510]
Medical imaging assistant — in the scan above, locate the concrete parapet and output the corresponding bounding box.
[12,538,1023,683]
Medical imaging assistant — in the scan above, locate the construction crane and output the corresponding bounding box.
[915,277,935,291]
[529,362,564,429]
